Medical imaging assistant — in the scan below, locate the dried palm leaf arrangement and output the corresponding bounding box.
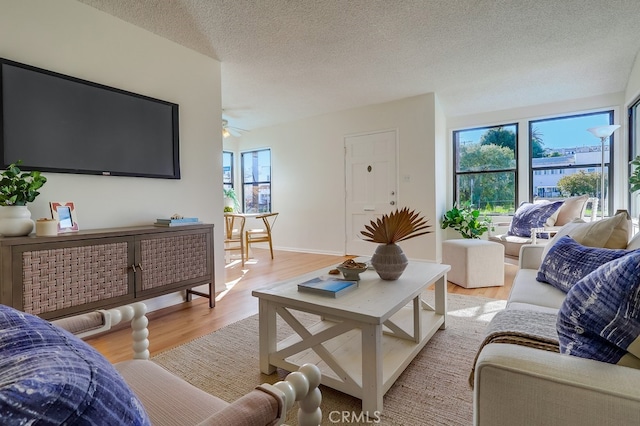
[361,207,432,244]
[361,207,432,280]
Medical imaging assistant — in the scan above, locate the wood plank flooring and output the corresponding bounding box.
[86,249,516,363]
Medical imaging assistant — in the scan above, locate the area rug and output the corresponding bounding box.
[152,292,506,425]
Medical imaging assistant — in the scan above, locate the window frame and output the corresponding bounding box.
[529,110,615,216]
[629,97,640,218]
[241,148,272,213]
[223,150,234,191]
[452,123,519,215]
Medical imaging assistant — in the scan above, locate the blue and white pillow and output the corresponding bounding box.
[508,201,563,237]
[557,252,640,367]
[0,305,150,425]
[537,236,633,293]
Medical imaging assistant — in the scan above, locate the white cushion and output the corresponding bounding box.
[627,231,640,250]
[554,195,589,226]
[541,213,630,259]
[507,269,566,311]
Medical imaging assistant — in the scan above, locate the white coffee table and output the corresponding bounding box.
[252,260,449,415]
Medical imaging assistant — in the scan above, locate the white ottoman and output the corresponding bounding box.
[442,239,504,288]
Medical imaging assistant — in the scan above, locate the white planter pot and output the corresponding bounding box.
[0,205,35,237]
[224,197,235,211]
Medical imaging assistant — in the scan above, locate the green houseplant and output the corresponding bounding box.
[361,207,432,280]
[0,162,47,237]
[0,162,47,206]
[441,202,492,239]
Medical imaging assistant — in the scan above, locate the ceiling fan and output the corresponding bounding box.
[222,119,248,138]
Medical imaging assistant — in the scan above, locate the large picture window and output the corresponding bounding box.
[241,148,271,213]
[530,111,613,217]
[453,124,518,214]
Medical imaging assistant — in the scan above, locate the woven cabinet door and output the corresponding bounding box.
[19,236,135,320]
[135,228,213,298]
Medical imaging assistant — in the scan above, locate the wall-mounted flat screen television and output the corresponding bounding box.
[0,58,180,179]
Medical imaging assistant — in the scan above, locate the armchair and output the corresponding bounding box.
[1,303,322,426]
[488,195,597,259]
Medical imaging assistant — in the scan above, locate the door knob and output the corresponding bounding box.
[390,201,395,205]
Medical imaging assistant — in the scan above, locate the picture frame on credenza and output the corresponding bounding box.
[50,201,79,233]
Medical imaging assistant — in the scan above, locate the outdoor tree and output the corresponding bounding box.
[531,127,546,158]
[479,127,516,151]
[557,170,600,197]
[479,126,545,157]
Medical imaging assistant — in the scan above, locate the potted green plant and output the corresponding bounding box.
[0,162,47,236]
[441,202,492,239]
[361,207,432,280]
[223,188,240,212]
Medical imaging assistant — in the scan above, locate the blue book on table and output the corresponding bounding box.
[297,277,357,297]
[156,217,199,223]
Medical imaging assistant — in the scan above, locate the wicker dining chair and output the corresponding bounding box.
[245,212,278,262]
[224,213,246,266]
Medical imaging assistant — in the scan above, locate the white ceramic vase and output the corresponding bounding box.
[0,205,35,237]
[370,243,409,280]
[224,197,235,211]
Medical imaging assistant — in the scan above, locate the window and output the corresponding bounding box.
[530,111,614,217]
[223,151,234,191]
[241,148,271,213]
[630,97,640,219]
[453,124,518,214]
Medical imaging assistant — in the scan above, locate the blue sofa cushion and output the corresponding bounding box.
[537,236,633,293]
[508,201,563,237]
[0,305,150,425]
[557,252,640,366]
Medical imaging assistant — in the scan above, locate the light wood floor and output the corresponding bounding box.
[86,249,517,363]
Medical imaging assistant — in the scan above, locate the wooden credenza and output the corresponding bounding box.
[0,224,214,320]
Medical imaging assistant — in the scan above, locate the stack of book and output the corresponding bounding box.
[154,217,202,227]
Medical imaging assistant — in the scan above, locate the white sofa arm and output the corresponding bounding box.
[474,344,640,426]
[518,244,545,269]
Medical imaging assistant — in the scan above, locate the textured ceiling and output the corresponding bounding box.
[77,0,640,131]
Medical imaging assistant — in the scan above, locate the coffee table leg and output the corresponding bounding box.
[434,274,448,330]
[258,299,277,374]
[361,323,383,416]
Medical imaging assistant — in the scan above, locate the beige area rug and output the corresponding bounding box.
[152,292,506,425]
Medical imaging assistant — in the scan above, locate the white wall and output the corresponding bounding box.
[234,94,444,262]
[1,0,224,308]
[232,90,627,265]
[626,51,640,106]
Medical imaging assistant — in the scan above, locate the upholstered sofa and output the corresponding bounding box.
[489,194,596,259]
[473,213,640,426]
[0,303,322,426]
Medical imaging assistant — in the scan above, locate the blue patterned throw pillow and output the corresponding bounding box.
[557,252,640,366]
[536,236,633,293]
[0,305,150,425]
[508,201,563,237]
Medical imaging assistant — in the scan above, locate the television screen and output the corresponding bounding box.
[0,58,180,179]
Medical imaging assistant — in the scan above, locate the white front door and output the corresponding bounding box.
[345,130,398,256]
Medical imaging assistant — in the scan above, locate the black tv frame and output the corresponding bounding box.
[0,58,180,179]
